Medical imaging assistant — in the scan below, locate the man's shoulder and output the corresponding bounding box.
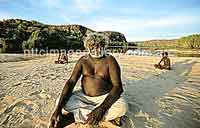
[105,54,114,59]
[77,55,89,62]
[105,54,118,63]
[80,55,88,59]
[77,54,117,63]
[166,57,170,61]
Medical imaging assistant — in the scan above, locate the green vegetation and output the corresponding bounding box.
[139,39,178,49]
[0,19,127,53]
[177,34,200,49]
[1,19,199,54]
[22,29,84,51]
[109,41,128,47]
[139,34,200,49]
[176,53,200,57]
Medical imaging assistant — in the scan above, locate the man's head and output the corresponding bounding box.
[161,52,168,57]
[84,32,110,58]
[164,52,168,57]
[161,52,165,57]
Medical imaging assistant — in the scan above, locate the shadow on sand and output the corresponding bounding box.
[124,59,197,127]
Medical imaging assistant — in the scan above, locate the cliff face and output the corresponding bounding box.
[0,19,127,53]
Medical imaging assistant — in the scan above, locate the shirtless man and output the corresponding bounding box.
[49,33,127,128]
[55,53,68,64]
[154,52,171,70]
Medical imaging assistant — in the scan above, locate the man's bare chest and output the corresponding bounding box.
[82,62,109,78]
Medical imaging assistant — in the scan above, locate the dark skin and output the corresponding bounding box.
[55,53,68,64]
[155,54,171,70]
[49,53,123,128]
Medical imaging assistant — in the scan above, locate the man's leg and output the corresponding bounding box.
[59,112,75,128]
[154,64,163,69]
[53,91,99,127]
[162,65,171,70]
[63,91,96,123]
[154,64,159,68]
[52,93,77,128]
[103,96,128,122]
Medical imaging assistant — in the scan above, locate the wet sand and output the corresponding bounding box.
[0,54,199,128]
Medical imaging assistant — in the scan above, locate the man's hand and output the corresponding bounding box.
[84,106,106,125]
[49,111,61,128]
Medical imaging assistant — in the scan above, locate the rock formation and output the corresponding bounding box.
[0,19,127,53]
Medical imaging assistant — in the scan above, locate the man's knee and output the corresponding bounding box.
[104,98,128,121]
[117,100,128,114]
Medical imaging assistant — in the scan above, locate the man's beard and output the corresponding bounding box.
[89,49,105,58]
[90,54,103,58]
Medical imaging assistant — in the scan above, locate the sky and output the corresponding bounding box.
[0,0,200,41]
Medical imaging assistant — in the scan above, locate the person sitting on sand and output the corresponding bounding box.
[55,53,68,64]
[49,32,128,128]
[154,52,171,70]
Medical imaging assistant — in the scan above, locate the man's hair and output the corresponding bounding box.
[164,52,168,56]
[84,32,110,49]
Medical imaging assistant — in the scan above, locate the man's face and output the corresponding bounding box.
[89,46,105,58]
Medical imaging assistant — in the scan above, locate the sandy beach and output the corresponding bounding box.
[0,54,199,128]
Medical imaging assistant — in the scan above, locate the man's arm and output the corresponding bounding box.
[85,56,123,125]
[158,57,164,65]
[99,56,123,110]
[50,58,82,128]
[55,58,82,113]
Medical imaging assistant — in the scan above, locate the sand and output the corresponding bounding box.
[0,54,199,128]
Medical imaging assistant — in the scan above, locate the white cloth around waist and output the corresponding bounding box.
[60,90,128,123]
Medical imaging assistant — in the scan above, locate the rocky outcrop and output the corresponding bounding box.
[49,24,94,35]
[0,19,44,53]
[22,28,84,51]
[102,31,127,42]
[0,19,127,53]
